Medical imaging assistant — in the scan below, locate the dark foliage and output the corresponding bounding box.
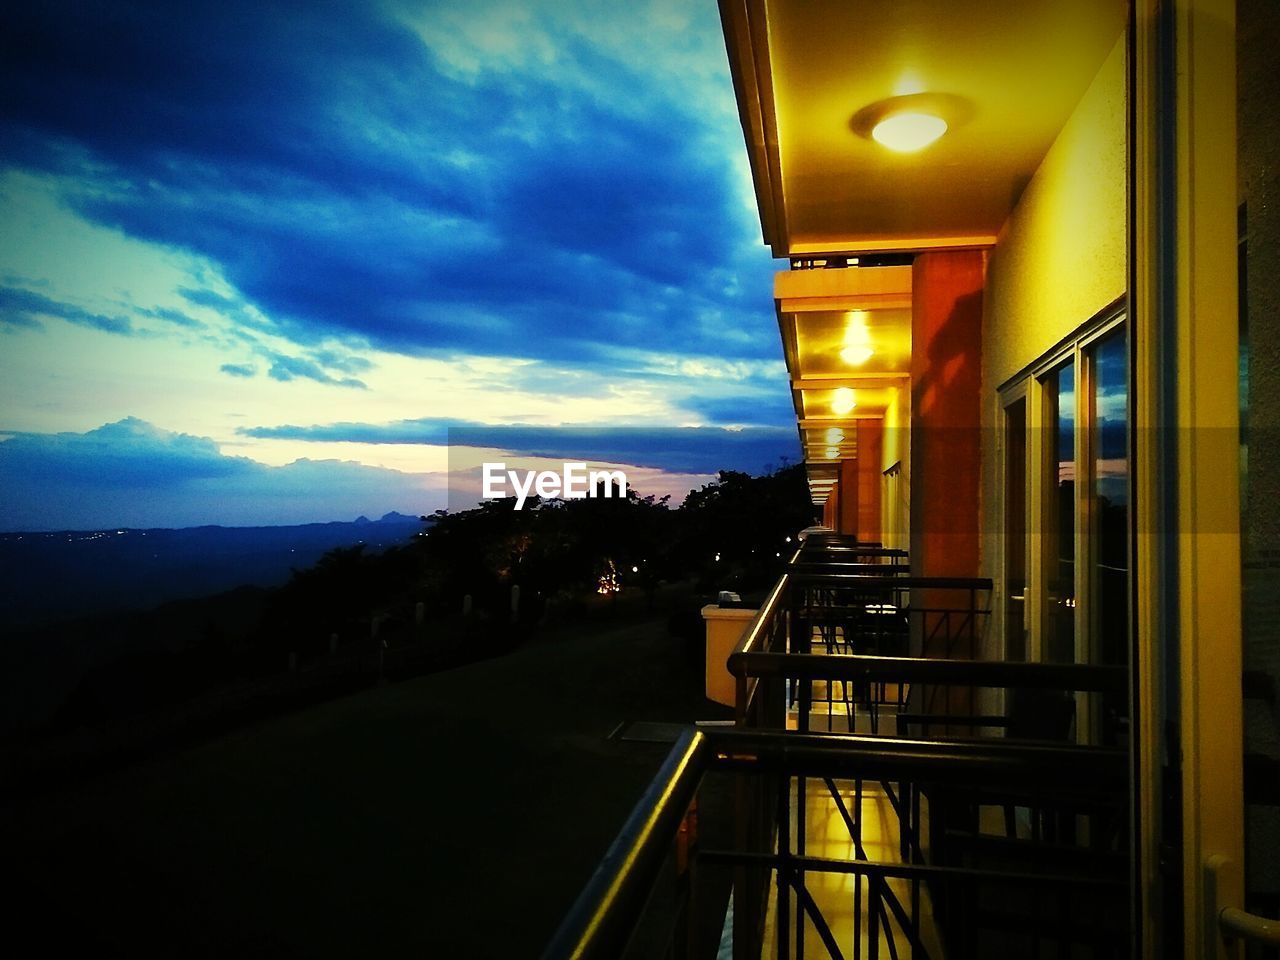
[41,465,812,733]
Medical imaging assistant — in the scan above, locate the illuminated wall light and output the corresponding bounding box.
[824,446,841,459]
[824,428,845,444]
[831,387,857,415]
[871,111,948,152]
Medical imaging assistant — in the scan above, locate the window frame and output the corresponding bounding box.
[997,302,1128,742]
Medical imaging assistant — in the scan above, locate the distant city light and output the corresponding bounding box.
[597,558,620,594]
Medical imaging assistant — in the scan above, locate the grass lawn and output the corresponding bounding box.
[2,593,732,958]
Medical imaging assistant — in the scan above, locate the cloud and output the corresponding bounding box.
[139,305,203,329]
[680,389,800,429]
[0,417,254,487]
[0,0,780,364]
[0,418,442,529]
[239,417,799,474]
[0,285,132,334]
[264,352,367,389]
[219,362,255,377]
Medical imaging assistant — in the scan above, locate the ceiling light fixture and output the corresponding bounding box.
[871,111,948,152]
[850,92,971,154]
[840,343,874,365]
[824,427,844,445]
[840,311,874,366]
[824,446,841,459]
[832,387,857,415]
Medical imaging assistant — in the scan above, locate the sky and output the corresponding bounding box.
[0,0,797,530]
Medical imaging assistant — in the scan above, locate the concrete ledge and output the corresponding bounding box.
[701,605,758,707]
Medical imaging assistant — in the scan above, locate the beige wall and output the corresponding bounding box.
[982,33,1128,389]
[979,31,1128,652]
[880,382,910,552]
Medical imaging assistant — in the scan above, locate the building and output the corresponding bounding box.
[545,1,1277,957]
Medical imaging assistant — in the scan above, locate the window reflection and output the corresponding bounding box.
[1092,329,1128,669]
[1044,362,1076,664]
[1005,397,1027,661]
[1091,329,1128,746]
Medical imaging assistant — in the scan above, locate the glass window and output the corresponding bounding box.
[1004,397,1027,661]
[1090,329,1128,669]
[1043,362,1076,664]
[1238,0,1279,922]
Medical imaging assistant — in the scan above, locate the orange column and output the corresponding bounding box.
[838,459,859,536]
[822,490,837,528]
[909,251,984,579]
[856,420,883,544]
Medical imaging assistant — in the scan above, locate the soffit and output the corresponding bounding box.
[724,0,1128,256]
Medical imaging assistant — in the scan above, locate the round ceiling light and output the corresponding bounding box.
[840,311,874,366]
[824,427,845,445]
[824,446,841,459]
[840,343,875,365]
[871,111,948,152]
[850,93,971,153]
[831,387,857,415]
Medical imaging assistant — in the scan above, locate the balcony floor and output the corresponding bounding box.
[754,776,947,960]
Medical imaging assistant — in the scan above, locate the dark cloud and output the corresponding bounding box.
[0,417,252,487]
[239,417,799,474]
[0,285,132,334]
[680,389,799,428]
[0,0,780,367]
[0,418,438,529]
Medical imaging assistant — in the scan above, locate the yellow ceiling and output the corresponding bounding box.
[791,307,911,379]
[799,386,896,421]
[723,0,1128,256]
[722,0,1125,502]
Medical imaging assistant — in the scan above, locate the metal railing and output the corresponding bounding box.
[546,543,1133,960]
[729,567,1000,733]
[542,728,1129,960]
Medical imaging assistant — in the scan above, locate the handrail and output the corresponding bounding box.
[793,561,912,575]
[543,728,1129,959]
[798,546,909,558]
[792,573,993,590]
[727,651,1127,694]
[1220,907,1280,945]
[731,570,791,659]
[539,728,709,960]
[706,728,1128,793]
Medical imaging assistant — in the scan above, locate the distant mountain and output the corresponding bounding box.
[0,515,425,631]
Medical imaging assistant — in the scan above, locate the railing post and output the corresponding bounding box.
[778,770,791,960]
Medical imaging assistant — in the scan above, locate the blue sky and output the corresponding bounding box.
[0,0,797,529]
